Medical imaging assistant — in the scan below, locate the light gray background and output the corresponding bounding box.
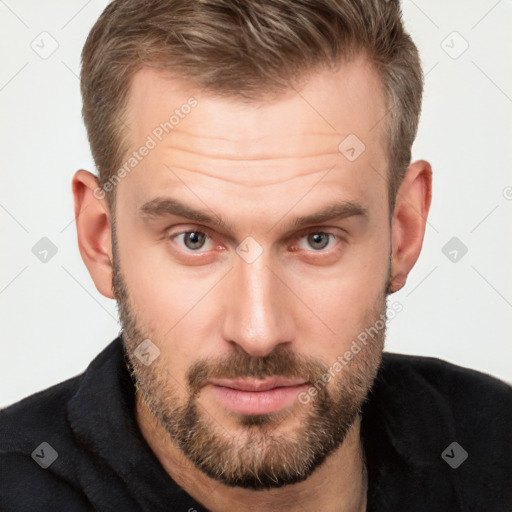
[1,0,511,408]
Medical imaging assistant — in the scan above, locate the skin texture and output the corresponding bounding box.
[73,54,432,511]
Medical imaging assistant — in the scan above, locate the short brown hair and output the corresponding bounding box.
[81,0,423,212]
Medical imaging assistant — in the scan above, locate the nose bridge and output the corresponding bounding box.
[222,250,293,356]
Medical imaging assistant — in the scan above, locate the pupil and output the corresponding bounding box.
[308,233,329,250]
[185,232,205,250]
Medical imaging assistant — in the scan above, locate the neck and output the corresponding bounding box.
[135,392,367,512]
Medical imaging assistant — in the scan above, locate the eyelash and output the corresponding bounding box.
[168,228,342,255]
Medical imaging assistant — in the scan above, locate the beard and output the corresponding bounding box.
[112,236,387,490]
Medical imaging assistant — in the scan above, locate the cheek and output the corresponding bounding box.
[118,240,225,371]
[117,217,215,324]
[292,235,389,357]
[301,226,389,306]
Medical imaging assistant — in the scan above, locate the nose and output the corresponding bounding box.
[221,252,295,357]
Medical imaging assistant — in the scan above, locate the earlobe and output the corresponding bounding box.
[389,160,432,293]
[72,170,115,299]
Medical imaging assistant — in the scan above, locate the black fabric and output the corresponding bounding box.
[1,336,511,511]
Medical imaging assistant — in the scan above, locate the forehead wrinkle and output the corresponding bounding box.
[149,141,346,189]
[149,127,347,160]
[164,164,343,188]
[161,145,343,162]
[169,129,345,141]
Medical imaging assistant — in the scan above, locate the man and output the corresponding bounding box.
[1,0,510,511]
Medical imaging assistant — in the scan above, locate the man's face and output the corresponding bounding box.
[112,56,391,488]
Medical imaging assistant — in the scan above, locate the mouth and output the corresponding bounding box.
[206,377,309,415]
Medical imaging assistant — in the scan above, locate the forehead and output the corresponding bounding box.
[125,57,386,150]
[118,56,388,219]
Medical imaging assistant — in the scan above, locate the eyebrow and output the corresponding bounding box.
[138,197,368,232]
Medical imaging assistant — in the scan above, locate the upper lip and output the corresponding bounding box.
[208,378,308,392]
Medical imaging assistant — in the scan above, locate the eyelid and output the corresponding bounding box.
[295,227,329,236]
[288,226,346,243]
[167,226,216,252]
[166,225,213,239]
[166,224,345,251]
[292,231,341,252]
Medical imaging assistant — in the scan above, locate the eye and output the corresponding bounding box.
[173,231,214,251]
[296,232,338,251]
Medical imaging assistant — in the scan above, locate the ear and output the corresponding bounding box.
[72,170,114,299]
[389,160,432,293]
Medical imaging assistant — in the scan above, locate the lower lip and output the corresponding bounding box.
[208,384,309,415]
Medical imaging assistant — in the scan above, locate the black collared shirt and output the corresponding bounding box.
[1,337,511,511]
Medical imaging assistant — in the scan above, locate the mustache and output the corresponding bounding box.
[186,345,329,396]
